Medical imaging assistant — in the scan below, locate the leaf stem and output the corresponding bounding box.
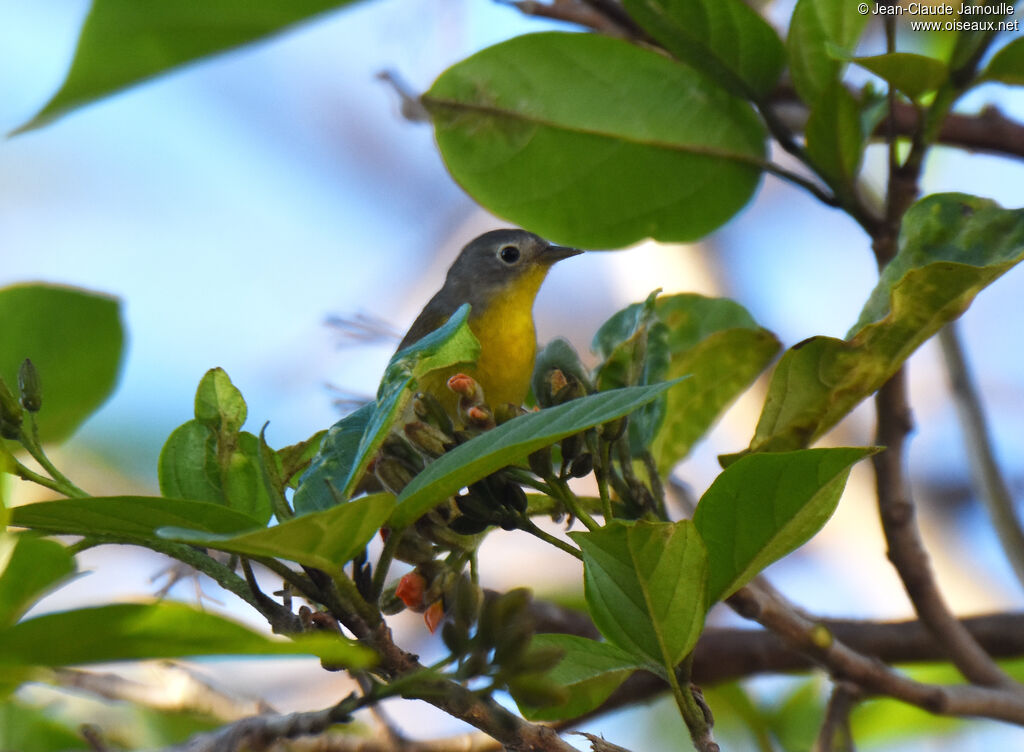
[545,474,599,531]
[519,518,582,560]
[667,655,719,752]
[18,417,88,497]
[371,526,402,601]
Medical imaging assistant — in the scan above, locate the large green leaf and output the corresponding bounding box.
[746,193,1024,453]
[514,634,642,722]
[621,0,785,99]
[981,36,1024,85]
[570,520,707,671]
[647,295,779,473]
[0,535,76,628]
[426,32,766,248]
[0,602,374,667]
[391,381,679,529]
[787,0,868,104]
[9,496,260,540]
[294,306,478,514]
[15,0,364,133]
[694,448,875,604]
[0,284,123,443]
[159,492,395,574]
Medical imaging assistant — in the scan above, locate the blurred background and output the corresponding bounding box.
[2,1,1024,749]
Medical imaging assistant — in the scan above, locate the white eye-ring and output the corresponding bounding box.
[499,245,521,264]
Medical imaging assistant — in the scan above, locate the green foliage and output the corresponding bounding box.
[694,448,876,603]
[852,52,949,100]
[571,520,707,671]
[15,0,365,133]
[0,534,75,628]
[0,602,374,668]
[514,634,642,721]
[6,3,1024,750]
[425,32,766,247]
[787,0,868,104]
[160,492,395,574]
[295,305,478,513]
[805,85,865,192]
[0,284,123,444]
[391,381,677,529]
[747,193,1024,453]
[0,700,90,751]
[981,37,1024,85]
[620,0,785,99]
[647,295,779,472]
[159,369,273,523]
[9,496,260,539]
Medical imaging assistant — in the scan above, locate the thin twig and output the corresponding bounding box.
[939,322,1024,592]
[813,682,861,752]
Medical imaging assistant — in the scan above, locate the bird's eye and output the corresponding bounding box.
[499,245,521,264]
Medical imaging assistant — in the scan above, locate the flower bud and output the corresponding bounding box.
[404,420,452,457]
[568,453,594,479]
[17,359,41,413]
[395,571,427,611]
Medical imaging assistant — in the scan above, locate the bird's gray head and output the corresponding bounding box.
[444,229,581,302]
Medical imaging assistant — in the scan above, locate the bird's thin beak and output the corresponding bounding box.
[543,244,583,263]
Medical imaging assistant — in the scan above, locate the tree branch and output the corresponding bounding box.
[938,321,1024,591]
[873,372,1014,687]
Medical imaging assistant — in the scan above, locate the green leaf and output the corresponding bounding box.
[0,535,76,628]
[0,602,375,668]
[805,86,865,190]
[621,0,785,99]
[592,291,669,452]
[159,492,395,574]
[158,420,222,504]
[221,431,274,523]
[278,430,327,487]
[514,634,642,721]
[0,284,123,443]
[426,32,766,248]
[745,193,1024,453]
[293,403,375,514]
[647,295,779,472]
[0,700,88,751]
[694,448,875,604]
[294,306,478,513]
[9,496,260,540]
[159,371,271,523]
[787,0,869,104]
[392,381,679,529]
[194,367,246,433]
[15,0,364,134]
[570,520,707,670]
[981,37,1024,85]
[851,52,948,100]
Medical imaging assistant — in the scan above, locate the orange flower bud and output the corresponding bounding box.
[424,601,445,634]
[396,572,427,611]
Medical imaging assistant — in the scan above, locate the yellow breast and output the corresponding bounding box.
[418,265,546,418]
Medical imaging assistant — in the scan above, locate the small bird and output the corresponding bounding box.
[399,229,581,416]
